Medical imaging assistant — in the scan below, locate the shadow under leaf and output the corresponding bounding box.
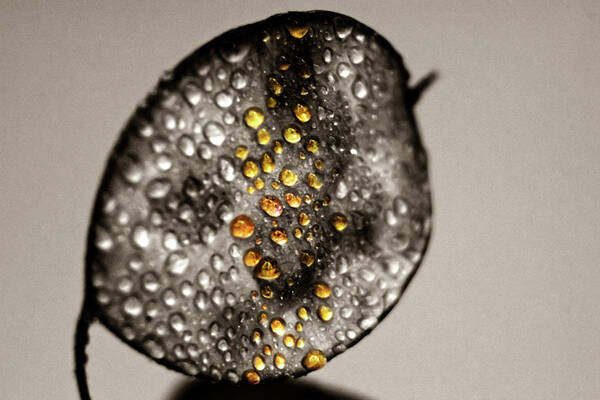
[169,378,372,400]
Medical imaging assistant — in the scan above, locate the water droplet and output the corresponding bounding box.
[352,77,368,99]
[164,251,190,275]
[203,121,226,146]
[131,225,150,248]
[215,90,233,108]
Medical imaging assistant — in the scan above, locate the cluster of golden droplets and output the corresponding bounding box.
[223,22,358,383]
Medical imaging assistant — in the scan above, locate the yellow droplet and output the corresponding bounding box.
[244,370,261,384]
[318,305,333,321]
[288,25,309,38]
[305,138,319,153]
[253,355,266,371]
[259,312,268,325]
[300,87,309,96]
[236,145,249,159]
[255,258,281,280]
[314,283,331,299]
[257,128,271,145]
[243,160,259,178]
[243,248,262,267]
[298,61,311,79]
[279,63,290,71]
[261,303,268,310]
[299,152,306,160]
[300,251,314,267]
[254,177,265,190]
[271,181,281,189]
[230,215,254,239]
[273,140,283,154]
[270,318,286,336]
[307,173,322,190]
[261,152,275,173]
[296,337,305,348]
[270,228,288,246]
[260,195,283,217]
[264,345,272,355]
[331,213,348,231]
[251,290,259,299]
[298,212,310,226]
[247,186,255,194]
[279,169,298,186]
[244,107,265,129]
[296,322,303,332]
[274,353,286,369]
[283,334,296,348]
[314,159,324,170]
[266,96,277,108]
[283,125,302,144]
[323,195,330,206]
[294,103,311,123]
[297,306,308,321]
[294,227,303,238]
[252,329,262,344]
[268,77,283,95]
[261,285,274,299]
[304,194,312,204]
[284,192,302,208]
[303,350,327,370]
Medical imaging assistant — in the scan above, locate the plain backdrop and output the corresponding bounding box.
[1,1,599,399]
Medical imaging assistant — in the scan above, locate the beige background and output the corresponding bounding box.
[1,1,599,399]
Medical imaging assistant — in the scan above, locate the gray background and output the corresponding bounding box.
[1,1,599,399]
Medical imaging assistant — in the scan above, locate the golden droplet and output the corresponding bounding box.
[331,213,348,231]
[261,285,274,299]
[314,159,324,170]
[247,186,255,194]
[298,212,310,226]
[283,334,296,348]
[254,177,265,190]
[261,152,275,173]
[266,96,277,108]
[264,345,272,355]
[318,305,333,321]
[270,318,286,336]
[323,195,330,206]
[313,200,322,211]
[271,181,281,189]
[294,103,311,123]
[244,107,265,129]
[314,283,331,299]
[257,128,271,145]
[297,61,311,79]
[260,195,283,217]
[299,152,306,160]
[283,125,302,143]
[305,232,314,242]
[272,141,283,155]
[304,194,312,204]
[261,303,268,310]
[300,87,309,96]
[293,228,303,238]
[296,337,305,348]
[243,160,259,178]
[295,322,303,332]
[279,63,290,71]
[268,77,283,95]
[255,258,281,280]
[243,248,262,267]
[303,350,327,371]
[305,138,319,153]
[285,192,302,208]
[253,355,266,371]
[251,290,259,299]
[274,353,286,369]
[297,306,308,321]
[258,312,268,325]
[244,370,261,384]
[270,228,288,246]
[252,329,262,344]
[236,145,249,159]
[299,251,314,266]
[288,25,309,38]
[279,169,298,186]
[307,173,322,190]
[230,215,254,238]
